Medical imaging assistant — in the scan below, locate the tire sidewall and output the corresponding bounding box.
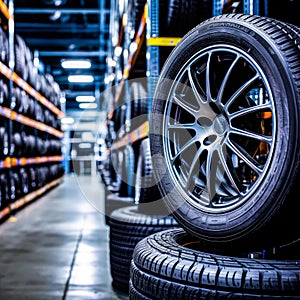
[150,18,299,241]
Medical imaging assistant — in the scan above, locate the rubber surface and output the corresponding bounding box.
[130,229,300,299]
[109,205,178,293]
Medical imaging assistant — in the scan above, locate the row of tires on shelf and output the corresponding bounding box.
[99,137,158,205]
[0,125,62,160]
[112,0,212,50]
[107,82,148,144]
[0,27,62,110]
[121,0,300,40]
[108,0,214,85]
[0,163,64,209]
[102,12,300,299]
[0,78,61,130]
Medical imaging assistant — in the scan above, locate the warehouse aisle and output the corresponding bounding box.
[0,175,126,300]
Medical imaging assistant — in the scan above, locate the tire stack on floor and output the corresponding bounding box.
[109,205,178,293]
[107,137,180,293]
[129,14,300,299]
[130,229,300,299]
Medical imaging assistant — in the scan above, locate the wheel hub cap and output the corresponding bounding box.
[213,115,228,136]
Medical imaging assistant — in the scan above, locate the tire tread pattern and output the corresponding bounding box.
[130,229,300,299]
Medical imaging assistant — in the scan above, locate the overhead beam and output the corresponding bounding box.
[65,91,95,97]
[14,8,110,14]
[15,23,104,33]
[39,50,107,57]
[25,38,101,47]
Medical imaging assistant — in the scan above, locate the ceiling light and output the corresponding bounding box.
[123,13,128,26]
[123,49,128,60]
[68,75,94,83]
[107,57,117,67]
[108,74,115,81]
[49,11,61,21]
[76,96,95,102]
[61,117,74,124]
[79,103,98,109]
[60,96,66,103]
[114,46,122,57]
[79,143,92,149]
[54,0,66,6]
[117,70,123,81]
[62,60,91,69]
[129,42,137,53]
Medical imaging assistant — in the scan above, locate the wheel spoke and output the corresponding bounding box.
[186,144,205,189]
[188,67,206,106]
[226,139,263,174]
[217,55,239,102]
[173,93,198,117]
[224,73,260,112]
[218,147,242,195]
[206,52,212,101]
[228,103,272,120]
[230,127,272,145]
[168,123,196,131]
[206,149,217,204]
[172,137,197,164]
[188,63,218,120]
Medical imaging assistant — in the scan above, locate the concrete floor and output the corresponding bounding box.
[0,174,127,300]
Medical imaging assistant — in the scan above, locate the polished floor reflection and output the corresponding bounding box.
[0,175,127,300]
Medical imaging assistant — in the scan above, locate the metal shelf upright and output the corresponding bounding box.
[146,0,160,105]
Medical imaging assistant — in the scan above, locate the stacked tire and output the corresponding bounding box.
[130,14,300,299]
[130,229,300,299]
[109,205,178,293]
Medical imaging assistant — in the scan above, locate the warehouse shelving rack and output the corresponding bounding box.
[0,61,64,118]
[0,176,63,221]
[0,0,64,221]
[0,105,63,137]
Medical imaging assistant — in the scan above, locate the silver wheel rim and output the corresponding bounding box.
[163,45,276,213]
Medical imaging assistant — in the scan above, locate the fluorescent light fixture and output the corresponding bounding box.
[33,57,39,67]
[61,60,91,69]
[79,143,92,149]
[114,46,122,57]
[104,73,115,84]
[60,97,66,104]
[68,75,94,83]
[107,57,116,67]
[117,70,123,81]
[76,95,95,102]
[104,76,110,85]
[108,74,115,81]
[123,49,128,60]
[61,117,74,124]
[129,42,137,53]
[123,13,128,26]
[97,138,105,145]
[79,103,98,109]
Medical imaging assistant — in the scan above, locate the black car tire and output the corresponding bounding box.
[130,229,300,299]
[134,138,167,215]
[167,0,212,36]
[150,14,300,247]
[119,145,136,198]
[109,205,178,293]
